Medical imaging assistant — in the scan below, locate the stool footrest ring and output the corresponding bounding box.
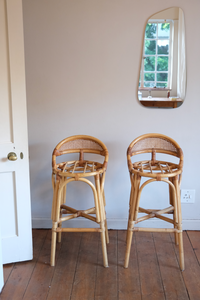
[131,227,182,233]
[54,227,103,233]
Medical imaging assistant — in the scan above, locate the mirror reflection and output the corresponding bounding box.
[138,7,186,108]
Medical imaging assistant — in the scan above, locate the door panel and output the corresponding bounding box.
[0,172,18,238]
[0,0,32,266]
[0,228,3,292]
[0,0,13,144]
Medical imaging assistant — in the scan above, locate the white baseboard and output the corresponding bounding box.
[32,217,200,230]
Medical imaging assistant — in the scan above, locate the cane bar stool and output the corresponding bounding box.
[50,135,109,267]
[125,133,184,271]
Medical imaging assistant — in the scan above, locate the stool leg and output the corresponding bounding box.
[96,174,108,267]
[124,174,141,268]
[57,222,62,243]
[100,222,108,267]
[125,227,133,269]
[169,177,178,245]
[100,174,109,244]
[175,176,185,271]
[50,222,57,266]
[102,188,109,244]
[51,174,57,221]
[126,174,134,243]
[58,180,66,243]
[50,178,61,266]
[105,218,109,244]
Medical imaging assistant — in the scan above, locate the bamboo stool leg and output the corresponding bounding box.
[50,178,61,266]
[169,177,178,245]
[103,191,109,244]
[57,222,62,243]
[57,180,66,243]
[100,222,108,267]
[124,227,133,268]
[124,174,141,268]
[125,176,136,259]
[104,218,109,244]
[170,177,179,245]
[96,174,108,267]
[175,176,185,271]
[126,174,134,243]
[51,174,57,221]
[50,222,57,266]
[100,174,109,244]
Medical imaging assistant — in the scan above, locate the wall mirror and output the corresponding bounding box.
[138,7,186,108]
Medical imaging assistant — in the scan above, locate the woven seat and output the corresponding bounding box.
[50,135,109,267]
[125,133,184,271]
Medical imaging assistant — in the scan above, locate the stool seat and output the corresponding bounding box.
[54,160,105,178]
[131,160,182,178]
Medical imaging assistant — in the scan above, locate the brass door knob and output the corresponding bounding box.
[7,152,17,161]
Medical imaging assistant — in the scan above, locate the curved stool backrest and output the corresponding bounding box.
[127,133,183,175]
[52,135,108,174]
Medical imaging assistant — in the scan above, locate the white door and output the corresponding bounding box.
[0,0,32,271]
[0,227,3,292]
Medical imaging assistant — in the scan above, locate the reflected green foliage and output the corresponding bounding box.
[145,40,156,55]
[157,57,168,71]
[157,73,168,81]
[157,43,169,55]
[161,23,170,31]
[158,23,170,38]
[144,73,155,81]
[144,57,155,71]
[145,23,157,38]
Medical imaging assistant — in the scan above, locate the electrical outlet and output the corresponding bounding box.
[181,189,195,203]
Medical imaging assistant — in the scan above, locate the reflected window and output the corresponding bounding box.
[140,21,173,89]
[138,8,186,109]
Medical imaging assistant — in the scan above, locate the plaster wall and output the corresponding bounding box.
[22,0,200,229]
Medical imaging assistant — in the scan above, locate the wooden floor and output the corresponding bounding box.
[1,230,200,300]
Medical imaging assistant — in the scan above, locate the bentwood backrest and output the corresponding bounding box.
[52,135,109,173]
[127,133,183,171]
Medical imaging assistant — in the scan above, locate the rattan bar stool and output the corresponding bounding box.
[50,135,109,267]
[124,133,184,271]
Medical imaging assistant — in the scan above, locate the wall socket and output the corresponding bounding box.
[181,189,195,203]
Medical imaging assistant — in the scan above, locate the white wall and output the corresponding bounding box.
[22,0,200,230]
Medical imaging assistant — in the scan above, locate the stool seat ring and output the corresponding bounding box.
[131,160,182,178]
[54,160,105,178]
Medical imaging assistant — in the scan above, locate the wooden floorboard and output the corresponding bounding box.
[95,230,118,300]
[46,232,82,300]
[1,229,200,300]
[171,231,200,300]
[118,231,141,300]
[135,232,165,300]
[70,232,99,300]
[1,229,48,300]
[187,231,200,264]
[153,232,188,300]
[23,230,60,300]
[2,263,14,284]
